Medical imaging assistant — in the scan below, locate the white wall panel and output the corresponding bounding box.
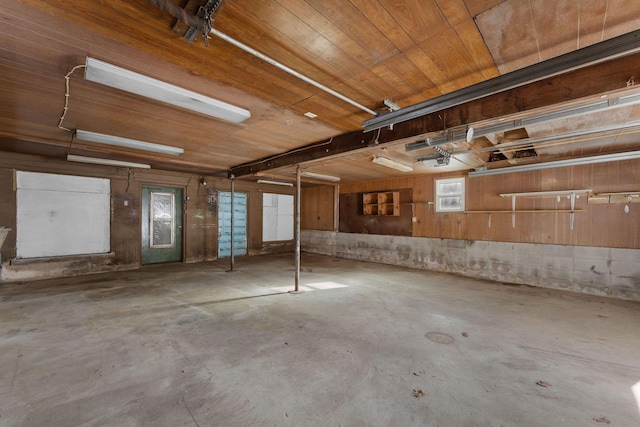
[262,193,293,242]
[16,172,110,258]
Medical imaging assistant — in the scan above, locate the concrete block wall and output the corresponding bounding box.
[301,230,640,302]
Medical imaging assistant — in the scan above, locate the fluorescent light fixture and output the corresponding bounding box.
[257,179,294,187]
[84,57,250,123]
[67,154,151,169]
[304,112,318,119]
[300,171,341,182]
[372,156,413,172]
[76,130,184,156]
[468,150,640,177]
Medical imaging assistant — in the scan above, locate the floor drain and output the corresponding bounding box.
[425,331,455,344]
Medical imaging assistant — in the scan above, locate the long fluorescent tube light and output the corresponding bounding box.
[76,130,184,156]
[468,150,640,177]
[300,171,341,182]
[257,179,294,187]
[67,154,151,169]
[372,156,413,172]
[84,57,250,123]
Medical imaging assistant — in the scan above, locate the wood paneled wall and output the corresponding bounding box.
[308,159,640,249]
[0,151,296,269]
[301,185,336,231]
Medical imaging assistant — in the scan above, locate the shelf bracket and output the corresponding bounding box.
[570,192,576,230]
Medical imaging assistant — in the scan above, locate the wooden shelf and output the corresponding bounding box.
[499,189,592,198]
[589,192,640,204]
[498,189,592,229]
[363,191,400,216]
[466,209,586,214]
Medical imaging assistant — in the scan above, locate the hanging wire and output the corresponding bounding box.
[370,128,381,145]
[126,168,132,193]
[58,64,85,132]
[64,130,76,156]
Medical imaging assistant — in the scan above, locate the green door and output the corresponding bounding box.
[142,186,183,264]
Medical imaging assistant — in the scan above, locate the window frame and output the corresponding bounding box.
[262,193,294,242]
[434,177,466,213]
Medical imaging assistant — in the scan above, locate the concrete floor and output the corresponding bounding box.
[1,253,639,427]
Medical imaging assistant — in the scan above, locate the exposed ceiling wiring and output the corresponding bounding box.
[58,64,85,132]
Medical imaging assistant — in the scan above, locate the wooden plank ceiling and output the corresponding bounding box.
[1,0,640,183]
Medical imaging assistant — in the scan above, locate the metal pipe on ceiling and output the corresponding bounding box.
[208,28,377,116]
[145,0,377,116]
[468,150,640,177]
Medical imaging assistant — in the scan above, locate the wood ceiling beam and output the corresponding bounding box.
[229,51,640,178]
[484,134,517,164]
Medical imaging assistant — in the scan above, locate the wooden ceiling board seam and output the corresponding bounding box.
[219,2,365,84]
[601,0,640,41]
[576,0,609,48]
[376,0,449,45]
[302,0,400,64]
[229,124,324,146]
[529,0,580,61]
[346,68,405,104]
[256,118,340,140]
[525,0,544,64]
[6,1,124,49]
[4,3,264,114]
[453,18,500,80]
[463,0,506,18]
[403,45,457,94]
[0,19,83,66]
[291,89,364,116]
[474,0,541,73]
[435,0,472,27]
[403,88,446,107]
[273,0,387,68]
[369,62,418,100]
[418,27,485,89]
[346,0,416,51]
[379,53,439,98]
[23,1,321,109]
[291,96,367,130]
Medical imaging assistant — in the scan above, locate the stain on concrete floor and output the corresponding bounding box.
[1,253,639,426]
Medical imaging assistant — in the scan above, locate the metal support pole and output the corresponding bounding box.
[294,165,301,292]
[229,174,235,272]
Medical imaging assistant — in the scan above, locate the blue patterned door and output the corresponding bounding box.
[218,192,247,258]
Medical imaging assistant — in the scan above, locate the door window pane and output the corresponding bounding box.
[151,192,175,248]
